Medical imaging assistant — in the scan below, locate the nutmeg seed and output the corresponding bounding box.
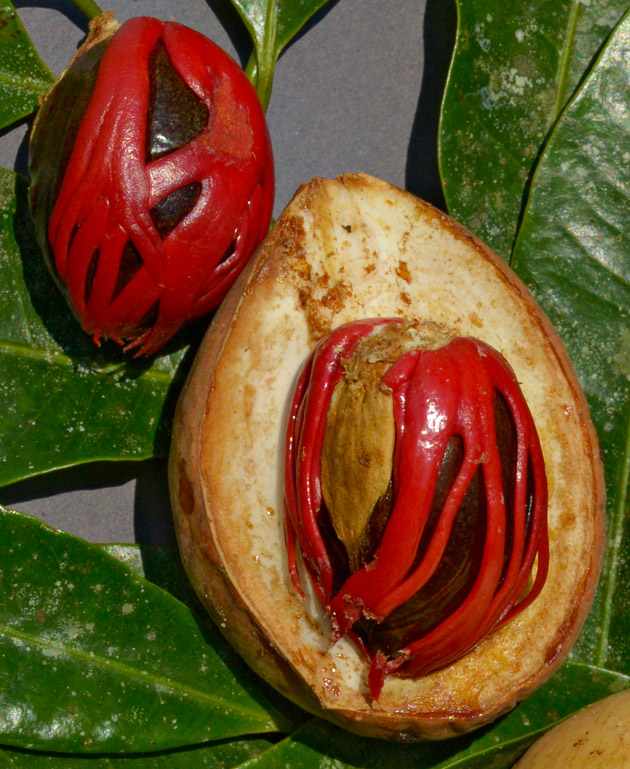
[286,319,549,699]
[321,320,454,570]
[321,365,395,570]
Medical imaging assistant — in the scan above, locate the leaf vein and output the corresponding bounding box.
[597,402,630,666]
[0,622,269,722]
[0,341,174,383]
[0,68,51,94]
[554,2,583,122]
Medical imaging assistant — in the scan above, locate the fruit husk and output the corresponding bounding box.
[28,13,119,278]
[168,173,605,740]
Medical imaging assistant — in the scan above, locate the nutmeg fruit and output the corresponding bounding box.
[169,174,605,740]
[514,689,630,766]
[29,14,273,356]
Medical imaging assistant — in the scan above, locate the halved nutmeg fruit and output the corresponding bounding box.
[169,174,605,740]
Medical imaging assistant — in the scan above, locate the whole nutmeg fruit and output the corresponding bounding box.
[29,14,273,356]
[514,689,630,766]
[169,174,605,740]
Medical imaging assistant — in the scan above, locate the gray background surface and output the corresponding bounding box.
[0,0,455,545]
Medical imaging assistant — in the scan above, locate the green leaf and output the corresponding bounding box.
[100,544,201,609]
[0,505,288,753]
[240,664,630,769]
[230,0,334,108]
[438,0,628,259]
[100,543,310,731]
[0,0,55,131]
[6,511,628,765]
[0,168,192,488]
[0,738,273,768]
[510,9,630,675]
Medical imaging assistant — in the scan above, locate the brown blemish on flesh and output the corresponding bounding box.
[298,280,353,342]
[322,282,351,312]
[264,213,310,284]
[396,260,412,283]
[278,179,377,343]
[271,209,352,343]
[469,312,483,328]
[323,677,341,697]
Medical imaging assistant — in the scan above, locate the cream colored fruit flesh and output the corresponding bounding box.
[169,174,604,740]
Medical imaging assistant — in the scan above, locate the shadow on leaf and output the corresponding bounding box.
[405,0,456,211]
[13,0,91,35]
[204,0,254,69]
[136,541,307,732]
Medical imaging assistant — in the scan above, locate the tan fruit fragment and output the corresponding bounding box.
[514,689,630,767]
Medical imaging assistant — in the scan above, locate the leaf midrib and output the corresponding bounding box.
[0,621,271,724]
[596,402,630,665]
[0,67,52,93]
[0,338,175,384]
[553,2,583,123]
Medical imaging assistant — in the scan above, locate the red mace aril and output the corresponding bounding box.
[284,317,549,700]
[28,14,274,356]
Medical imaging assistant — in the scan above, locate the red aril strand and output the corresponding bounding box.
[284,318,549,699]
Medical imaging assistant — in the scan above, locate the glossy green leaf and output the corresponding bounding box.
[0,739,273,768]
[0,0,55,131]
[100,543,310,730]
[230,0,333,108]
[0,505,288,753]
[438,0,628,259]
[241,664,629,769]
[0,169,193,488]
[511,9,630,675]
